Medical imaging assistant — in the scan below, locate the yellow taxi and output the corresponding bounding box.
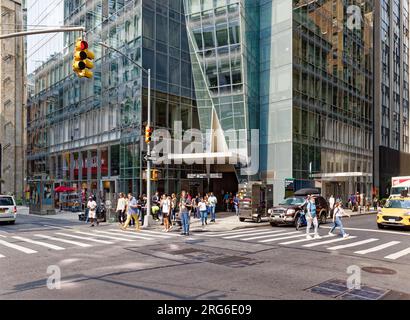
[377,196,410,229]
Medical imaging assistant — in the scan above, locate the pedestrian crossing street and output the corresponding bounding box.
[0,228,181,259]
[200,227,410,262]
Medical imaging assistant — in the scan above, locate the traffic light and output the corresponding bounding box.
[145,126,153,144]
[72,38,95,78]
[151,169,159,181]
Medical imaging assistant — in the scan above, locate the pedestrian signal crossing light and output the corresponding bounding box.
[72,38,95,78]
[145,126,153,144]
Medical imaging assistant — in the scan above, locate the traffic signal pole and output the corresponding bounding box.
[0,26,86,40]
[99,42,153,228]
[146,68,152,228]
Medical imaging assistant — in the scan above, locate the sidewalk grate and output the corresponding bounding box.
[208,256,249,265]
[307,279,390,300]
[161,246,262,268]
[170,248,203,255]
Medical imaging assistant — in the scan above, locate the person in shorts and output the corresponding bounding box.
[87,196,98,227]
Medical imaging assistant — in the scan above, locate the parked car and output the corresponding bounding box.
[268,189,329,227]
[0,195,17,224]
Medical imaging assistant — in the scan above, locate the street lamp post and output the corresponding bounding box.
[99,42,153,227]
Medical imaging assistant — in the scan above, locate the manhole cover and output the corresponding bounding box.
[170,248,203,255]
[362,267,397,275]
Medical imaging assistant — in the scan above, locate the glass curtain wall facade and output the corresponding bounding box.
[27,0,203,205]
[259,0,293,205]
[292,0,374,200]
[375,0,410,197]
[183,0,259,182]
[27,0,377,207]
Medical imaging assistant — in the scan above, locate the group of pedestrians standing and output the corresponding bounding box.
[113,190,221,236]
[192,192,218,224]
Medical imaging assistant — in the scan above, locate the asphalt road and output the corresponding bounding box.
[1,212,410,300]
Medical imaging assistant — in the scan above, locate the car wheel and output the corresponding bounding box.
[320,212,327,225]
[270,222,277,227]
[377,223,385,229]
[255,216,262,223]
[239,218,245,222]
[9,220,15,225]
[295,215,302,231]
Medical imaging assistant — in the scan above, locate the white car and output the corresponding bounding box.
[0,195,17,224]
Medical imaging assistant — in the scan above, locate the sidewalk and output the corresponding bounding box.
[343,208,378,216]
[17,206,82,222]
[17,206,378,232]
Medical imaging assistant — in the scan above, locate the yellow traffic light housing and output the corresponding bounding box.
[145,126,153,144]
[151,169,159,181]
[72,38,95,78]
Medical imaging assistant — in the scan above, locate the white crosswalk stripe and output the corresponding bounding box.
[0,239,37,254]
[107,229,171,239]
[138,229,181,237]
[203,228,268,237]
[384,247,410,260]
[327,238,379,251]
[303,236,358,248]
[259,233,314,243]
[354,241,401,255]
[0,253,5,258]
[74,231,135,242]
[12,236,65,251]
[34,234,92,248]
[54,232,114,244]
[92,230,154,240]
[239,230,292,241]
[279,234,334,245]
[224,230,285,240]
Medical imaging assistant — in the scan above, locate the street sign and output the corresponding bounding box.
[285,178,295,191]
[143,154,157,162]
[187,173,222,179]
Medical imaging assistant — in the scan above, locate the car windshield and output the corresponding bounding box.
[384,199,410,209]
[391,187,409,194]
[0,197,14,206]
[279,197,305,206]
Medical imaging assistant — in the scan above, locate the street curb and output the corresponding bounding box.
[349,212,378,217]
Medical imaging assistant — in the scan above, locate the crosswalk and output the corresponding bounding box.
[0,228,182,260]
[201,227,410,262]
[2,226,410,263]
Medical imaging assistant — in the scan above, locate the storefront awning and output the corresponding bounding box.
[311,172,372,181]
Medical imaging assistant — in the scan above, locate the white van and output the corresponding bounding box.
[0,195,17,224]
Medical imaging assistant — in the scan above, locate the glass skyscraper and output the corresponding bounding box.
[374,0,410,197]
[26,0,376,207]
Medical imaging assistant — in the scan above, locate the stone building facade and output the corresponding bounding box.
[0,0,26,200]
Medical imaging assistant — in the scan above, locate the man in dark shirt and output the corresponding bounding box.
[179,190,192,236]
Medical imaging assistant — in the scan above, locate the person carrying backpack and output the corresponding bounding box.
[152,191,160,222]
